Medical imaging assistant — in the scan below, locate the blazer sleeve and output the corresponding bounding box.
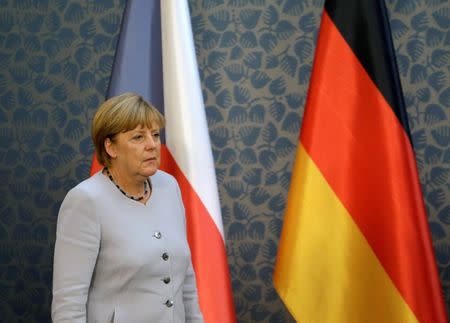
[172,178,204,323]
[51,186,101,323]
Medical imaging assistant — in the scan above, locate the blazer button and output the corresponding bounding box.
[165,300,174,307]
[163,277,171,284]
[153,231,162,239]
[162,252,169,261]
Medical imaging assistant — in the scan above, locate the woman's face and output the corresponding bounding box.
[105,124,161,179]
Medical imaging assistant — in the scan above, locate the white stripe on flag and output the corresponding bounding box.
[161,0,225,239]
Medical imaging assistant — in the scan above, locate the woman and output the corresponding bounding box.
[52,93,204,322]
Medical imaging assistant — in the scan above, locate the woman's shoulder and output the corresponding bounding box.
[65,171,107,201]
[151,170,179,189]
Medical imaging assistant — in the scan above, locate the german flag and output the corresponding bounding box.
[273,1,448,322]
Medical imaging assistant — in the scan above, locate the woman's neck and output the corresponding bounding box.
[107,166,146,196]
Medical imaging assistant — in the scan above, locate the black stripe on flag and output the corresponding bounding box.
[325,0,411,138]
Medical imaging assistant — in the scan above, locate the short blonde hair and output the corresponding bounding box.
[91,92,165,166]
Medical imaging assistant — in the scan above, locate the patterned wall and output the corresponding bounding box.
[188,1,321,321]
[0,1,126,322]
[0,0,448,322]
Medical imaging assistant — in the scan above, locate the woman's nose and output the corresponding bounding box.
[145,134,156,149]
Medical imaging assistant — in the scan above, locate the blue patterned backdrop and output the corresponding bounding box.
[0,1,126,322]
[0,0,448,322]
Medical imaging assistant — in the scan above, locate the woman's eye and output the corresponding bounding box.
[133,135,143,140]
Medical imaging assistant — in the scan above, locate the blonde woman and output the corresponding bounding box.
[52,93,203,323]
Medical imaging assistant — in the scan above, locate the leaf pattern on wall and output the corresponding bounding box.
[0,0,449,322]
[0,1,126,321]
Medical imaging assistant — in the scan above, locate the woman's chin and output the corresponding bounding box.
[141,166,158,178]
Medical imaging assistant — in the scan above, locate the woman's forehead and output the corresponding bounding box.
[128,123,160,132]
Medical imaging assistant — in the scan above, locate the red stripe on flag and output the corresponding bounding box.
[89,154,102,176]
[160,145,236,323]
[300,12,446,323]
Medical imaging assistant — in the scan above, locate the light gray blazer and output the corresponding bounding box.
[52,170,203,323]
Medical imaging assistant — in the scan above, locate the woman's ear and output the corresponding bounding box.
[104,137,117,159]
